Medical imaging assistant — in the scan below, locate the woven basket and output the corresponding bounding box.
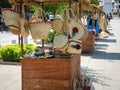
[66,8,85,40]
[21,54,80,90]
[52,19,63,32]
[20,5,29,37]
[78,19,88,39]
[20,18,29,37]
[1,8,20,30]
[81,31,95,52]
[29,7,51,40]
[67,39,82,54]
[57,42,69,54]
[53,34,68,53]
[10,29,20,35]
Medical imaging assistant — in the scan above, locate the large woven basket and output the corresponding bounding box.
[29,7,51,40]
[81,31,95,52]
[1,8,20,30]
[21,54,80,90]
[66,8,85,40]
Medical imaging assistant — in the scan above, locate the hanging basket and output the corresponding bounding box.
[66,8,85,40]
[29,7,51,40]
[10,29,21,35]
[1,7,20,30]
[53,34,68,53]
[20,18,29,37]
[67,39,82,54]
[52,19,63,32]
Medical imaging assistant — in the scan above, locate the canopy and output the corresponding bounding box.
[9,0,80,4]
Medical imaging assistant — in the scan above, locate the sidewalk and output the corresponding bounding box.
[81,17,120,90]
[0,17,120,90]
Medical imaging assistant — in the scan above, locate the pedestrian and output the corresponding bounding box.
[107,13,112,22]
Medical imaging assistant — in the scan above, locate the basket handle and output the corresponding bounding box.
[65,7,77,21]
[30,6,47,22]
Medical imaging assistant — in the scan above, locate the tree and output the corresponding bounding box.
[0,0,11,8]
[90,0,99,5]
[44,4,68,15]
[0,0,11,13]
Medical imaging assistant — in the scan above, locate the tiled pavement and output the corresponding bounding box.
[0,16,120,90]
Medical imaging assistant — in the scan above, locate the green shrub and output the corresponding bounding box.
[0,44,35,62]
[24,44,36,54]
[45,31,64,43]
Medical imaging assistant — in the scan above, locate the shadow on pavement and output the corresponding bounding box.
[96,38,116,43]
[81,67,111,87]
[92,50,120,60]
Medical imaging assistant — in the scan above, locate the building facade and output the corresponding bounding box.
[103,0,112,14]
[98,0,113,14]
[113,0,120,15]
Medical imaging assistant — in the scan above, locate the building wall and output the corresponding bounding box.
[114,0,120,14]
[103,0,112,14]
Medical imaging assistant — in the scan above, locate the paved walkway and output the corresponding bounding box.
[81,16,120,90]
[0,17,120,90]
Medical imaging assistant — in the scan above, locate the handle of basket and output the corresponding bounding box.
[55,8,64,18]
[30,7,47,22]
[65,8,77,21]
[21,4,26,18]
[11,2,18,10]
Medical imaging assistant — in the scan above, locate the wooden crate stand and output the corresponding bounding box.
[81,31,95,53]
[21,54,80,90]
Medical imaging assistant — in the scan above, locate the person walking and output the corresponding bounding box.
[107,13,112,22]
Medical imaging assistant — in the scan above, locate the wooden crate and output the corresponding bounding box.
[81,31,95,53]
[21,54,80,90]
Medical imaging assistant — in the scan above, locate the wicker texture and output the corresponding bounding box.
[20,18,29,37]
[29,7,51,40]
[53,34,68,49]
[81,31,95,52]
[52,19,63,32]
[22,54,80,90]
[66,8,85,40]
[10,29,20,35]
[1,8,20,30]
[67,39,82,54]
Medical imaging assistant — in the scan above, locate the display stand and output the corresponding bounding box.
[19,0,81,90]
[21,54,80,90]
[81,31,95,53]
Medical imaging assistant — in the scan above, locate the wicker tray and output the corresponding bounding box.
[81,31,95,53]
[21,54,80,90]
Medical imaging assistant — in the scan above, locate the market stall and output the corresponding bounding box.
[80,3,106,53]
[1,0,86,90]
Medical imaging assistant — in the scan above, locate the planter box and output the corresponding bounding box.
[21,54,80,90]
